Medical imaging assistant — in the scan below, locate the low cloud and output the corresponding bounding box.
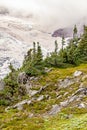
[0,0,87,31]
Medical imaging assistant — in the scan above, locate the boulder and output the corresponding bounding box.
[69,95,77,103]
[78,103,86,108]
[58,78,74,88]
[13,100,28,110]
[57,95,62,99]
[29,90,38,97]
[17,72,28,84]
[5,99,32,111]
[74,88,87,95]
[39,84,50,93]
[64,92,68,96]
[73,71,83,77]
[60,100,68,107]
[37,95,44,101]
[48,104,61,115]
[25,83,32,94]
[28,113,34,118]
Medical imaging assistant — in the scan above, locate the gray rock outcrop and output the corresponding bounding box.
[58,77,75,88]
[73,71,83,77]
[17,72,28,84]
[48,104,61,115]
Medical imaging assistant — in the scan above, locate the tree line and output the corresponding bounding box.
[22,25,87,76]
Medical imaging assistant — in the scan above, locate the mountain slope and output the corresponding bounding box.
[0,15,62,79]
[0,64,87,130]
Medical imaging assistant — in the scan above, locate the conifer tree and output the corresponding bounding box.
[78,25,87,58]
[36,42,43,64]
[9,63,15,72]
[67,25,87,64]
[73,25,77,38]
[73,25,78,45]
[55,40,58,54]
[61,36,65,52]
[23,49,32,65]
[33,42,36,60]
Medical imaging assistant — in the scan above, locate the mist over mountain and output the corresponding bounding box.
[1,0,87,31]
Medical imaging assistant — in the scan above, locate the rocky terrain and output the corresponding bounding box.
[5,69,87,114]
[0,6,87,130]
[0,64,87,130]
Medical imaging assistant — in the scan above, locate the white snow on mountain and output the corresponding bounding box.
[0,15,62,79]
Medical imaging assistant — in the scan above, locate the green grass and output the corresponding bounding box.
[0,109,87,130]
[44,113,87,130]
[1,63,87,130]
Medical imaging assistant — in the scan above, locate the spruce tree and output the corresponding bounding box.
[36,42,43,64]
[33,42,36,60]
[55,40,58,54]
[32,42,45,73]
[77,25,87,60]
[73,25,78,45]
[23,49,32,65]
[61,36,65,62]
[61,36,65,52]
[73,25,77,38]
[67,25,87,64]
[9,63,15,72]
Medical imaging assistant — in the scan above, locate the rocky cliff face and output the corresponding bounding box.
[52,27,73,38]
[52,17,87,38]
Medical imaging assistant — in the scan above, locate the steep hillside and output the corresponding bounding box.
[0,64,87,130]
